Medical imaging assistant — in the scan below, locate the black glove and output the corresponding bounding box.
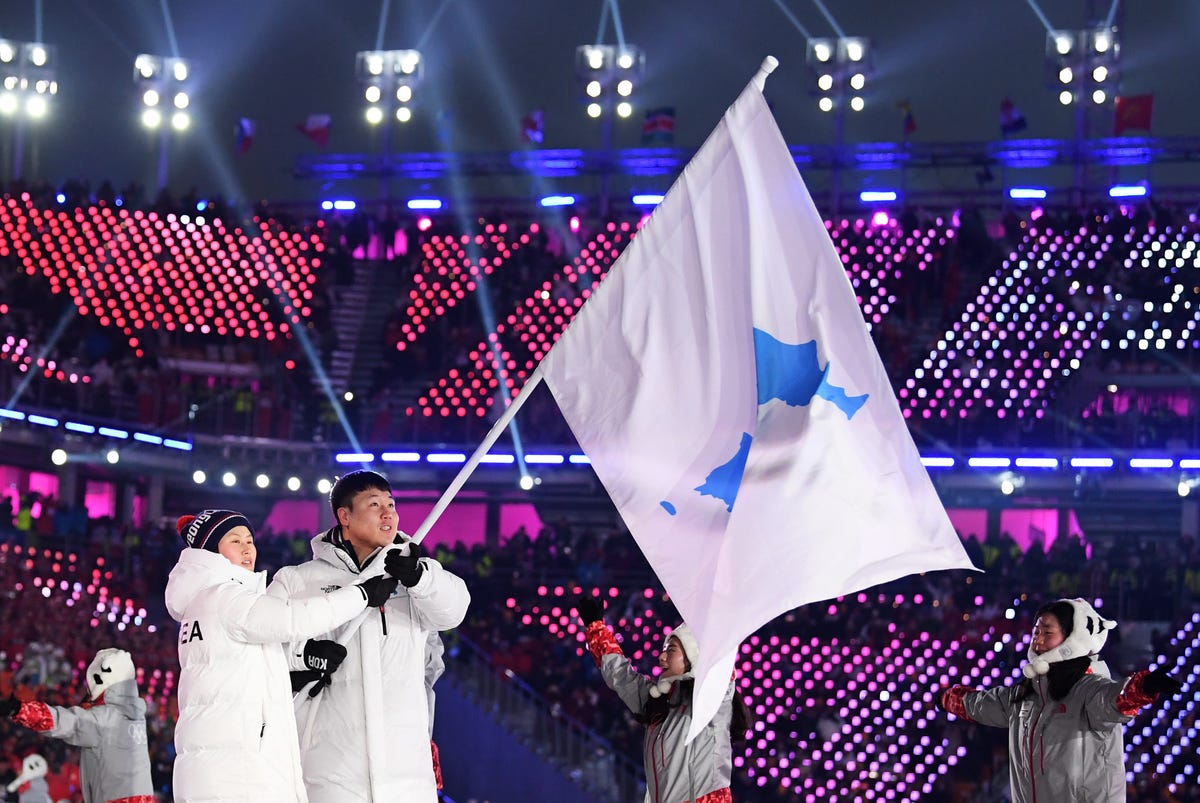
[358,575,399,607]
[0,694,19,718]
[302,639,347,675]
[577,596,605,625]
[1143,668,1183,697]
[385,542,426,588]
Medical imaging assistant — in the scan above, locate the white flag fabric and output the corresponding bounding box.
[541,61,975,741]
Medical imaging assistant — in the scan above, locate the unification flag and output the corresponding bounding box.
[1113,93,1154,136]
[295,114,332,148]
[235,118,256,155]
[541,58,975,741]
[897,100,916,137]
[520,109,545,144]
[641,106,676,145]
[1000,97,1027,135]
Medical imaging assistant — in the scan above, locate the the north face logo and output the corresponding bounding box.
[320,585,342,594]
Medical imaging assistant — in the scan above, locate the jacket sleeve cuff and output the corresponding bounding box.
[584,621,622,667]
[403,560,437,597]
[940,685,975,722]
[1116,670,1158,715]
[14,700,55,732]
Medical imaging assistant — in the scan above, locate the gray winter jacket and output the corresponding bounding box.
[588,624,734,803]
[14,678,153,803]
[958,662,1134,802]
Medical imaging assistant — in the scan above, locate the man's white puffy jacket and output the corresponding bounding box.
[165,548,369,803]
[267,530,470,803]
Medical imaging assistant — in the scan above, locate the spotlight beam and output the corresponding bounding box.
[267,282,366,454]
[1103,0,1120,29]
[374,0,392,52]
[158,0,181,58]
[594,0,610,46]
[605,0,627,51]
[809,0,845,39]
[5,304,73,409]
[34,0,43,41]
[415,0,456,51]
[768,0,813,40]
[1023,0,1056,35]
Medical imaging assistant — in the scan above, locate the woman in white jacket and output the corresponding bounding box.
[165,509,398,803]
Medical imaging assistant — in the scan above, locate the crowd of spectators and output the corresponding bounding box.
[1,496,1198,801]
[2,186,1200,455]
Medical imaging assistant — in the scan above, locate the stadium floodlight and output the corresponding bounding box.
[134,54,191,190]
[806,37,872,113]
[355,49,422,127]
[574,44,644,120]
[1044,27,1119,106]
[0,39,57,180]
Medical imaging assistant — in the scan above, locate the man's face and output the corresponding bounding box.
[337,487,397,553]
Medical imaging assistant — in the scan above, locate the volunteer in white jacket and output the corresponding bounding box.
[267,470,471,803]
[165,509,398,803]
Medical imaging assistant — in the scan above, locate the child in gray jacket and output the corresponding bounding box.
[940,597,1182,803]
[578,595,750,803]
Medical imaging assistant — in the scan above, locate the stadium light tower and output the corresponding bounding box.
[134,54,191,191]
[0,39,58,181]
[355,49,422,205]
[575,44,644,215]
[806,36,872,215]
[1045,26,1119,202]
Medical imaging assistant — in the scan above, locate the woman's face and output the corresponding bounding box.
[658,636,690,677]
[1031,613,1066,655]
[217,525,256,571]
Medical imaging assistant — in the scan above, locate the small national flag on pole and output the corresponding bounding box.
[1113,93,1154,136]
[541,57,975,741]
[295,114,332,148]
[235,118,256,155]
[641,106,676,146]
[999,97,1028,135]
[897,100,916,137]
[520,109,545,144]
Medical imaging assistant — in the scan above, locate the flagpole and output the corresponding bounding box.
[409,364,546,543]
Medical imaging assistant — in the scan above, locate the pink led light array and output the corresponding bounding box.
[1125,612,1200,789]
[413,221,638,418]
[0,329,90,384]
[828,218,953,329]
[397,223,533,351]
[0,195,324,355]
[1107,227,1200,352]
[899,224,1112,421]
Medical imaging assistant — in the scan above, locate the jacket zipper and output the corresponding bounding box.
[380,605,388,635]
[1027,683,1045,803]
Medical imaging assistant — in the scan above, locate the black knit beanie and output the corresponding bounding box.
[177,510,252,552]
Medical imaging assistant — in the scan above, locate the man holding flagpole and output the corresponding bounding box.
[266,470,470,802]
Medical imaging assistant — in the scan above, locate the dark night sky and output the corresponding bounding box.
[0,0,1196,206]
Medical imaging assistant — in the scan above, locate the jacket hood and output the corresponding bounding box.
[165,548,263,620]
[96,677,145,716]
